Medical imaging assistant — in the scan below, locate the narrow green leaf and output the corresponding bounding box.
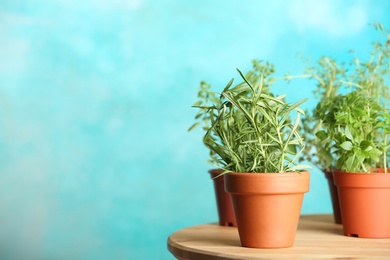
[266,132,281,145]
[220,78,235,99]
[221,92,255,127]
[188,122,200,132]
[284,112,300,151]
[236,69,254,92]
[195,113,203,119]
[285,98,309,114]
[257,107,275,126]
[260,94,285,105]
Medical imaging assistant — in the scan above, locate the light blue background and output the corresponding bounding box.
[0,0,389,259]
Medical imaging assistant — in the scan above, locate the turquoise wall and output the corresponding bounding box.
[0,0,389,259]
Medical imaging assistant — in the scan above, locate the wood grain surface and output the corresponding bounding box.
[167,214,390,260]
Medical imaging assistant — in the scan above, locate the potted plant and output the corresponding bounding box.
[189,80,237,227]
[189,80,236,227]
[287,22,390,225]
[315,91,390,238]
[314,22,390,238]
[197,62,310,248]
[189,60,275,227]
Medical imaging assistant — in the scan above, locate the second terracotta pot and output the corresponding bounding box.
[323,170,342,224]
[334,170,390,238]
[209,169,237,227]
[225,171,310,248]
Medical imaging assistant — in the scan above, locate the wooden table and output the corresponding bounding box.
[167,214,390,259]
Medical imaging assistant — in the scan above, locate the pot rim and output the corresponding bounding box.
[334,168,390,174]
[334,170,390,188]
[224,171,310,194]
[224,171,310,176]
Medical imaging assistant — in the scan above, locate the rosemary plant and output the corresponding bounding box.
[193,64,309,173]
[189,60,276,167]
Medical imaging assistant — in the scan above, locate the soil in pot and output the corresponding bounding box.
[209,169,237,227]
[334,170,390,238]
[225,171,310,248]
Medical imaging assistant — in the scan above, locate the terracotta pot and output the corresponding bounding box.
[334,170,390,238]
[323,170,342,224]
[224,171,310,248]
[209,169,237,227]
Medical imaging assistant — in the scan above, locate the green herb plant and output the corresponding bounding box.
[189,60,277,167]
[315,91,390,173]
[192,62,309,174]
[290,22,390,173]
[315,22,390,173]
[346,22,390,107]
[286,56,346,171]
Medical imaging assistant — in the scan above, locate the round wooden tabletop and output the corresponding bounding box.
[167,214,390,260]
